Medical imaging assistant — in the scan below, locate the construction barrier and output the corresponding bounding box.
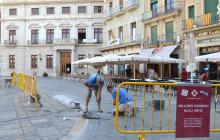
[115,82,220,139]
[12,72,38,111]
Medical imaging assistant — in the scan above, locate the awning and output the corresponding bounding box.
[195,52,220,62]
[140,45,177,57]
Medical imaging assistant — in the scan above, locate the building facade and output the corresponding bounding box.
[101,0,145,75]
[0,0,104,76]
[182,0,220,80]
[142,0,183,78]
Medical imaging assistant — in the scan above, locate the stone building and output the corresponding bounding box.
[0,0,104,76]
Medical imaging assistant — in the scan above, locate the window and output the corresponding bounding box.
[165,0,174,12]
[9,9,16,15]
[46,55,53,69]
[31,30,39,44]
[108,30,112,41]
[31,55,37,68]
[62,7,70,14]
[78,28,86,44]
[46,29,54,44]
[62,29,70,39]
[94,6,103,13]
[150,0,158,17]
[205,0,218,22]
[78,6,87,13]
[165,21,174,42]
[78,55,85,68]
[118,26,123,43]
[9,55,15,69]
[46,7,54,14]
[131,22,136,41]
[119,0,124,9]
[31,8,39,15]
[151,25,158,45]
[188,5,195,19]
[9,30,16,44]
[94,28,102,43]
[109,2,113,10]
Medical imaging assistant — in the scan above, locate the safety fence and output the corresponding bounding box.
[115,82,220,140]
[12,72,38,111]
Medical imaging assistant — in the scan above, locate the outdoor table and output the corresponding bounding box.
[186,79,199,83]
[128,79,144,82]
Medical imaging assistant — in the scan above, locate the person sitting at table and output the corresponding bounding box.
[107,85,133,116]
[200,69,208,82]
[147,66,155,80]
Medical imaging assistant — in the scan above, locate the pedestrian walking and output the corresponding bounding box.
[181,68,188,82]
[84,72,104,113]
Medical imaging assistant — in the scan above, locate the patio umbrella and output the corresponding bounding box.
[195,52,220,62]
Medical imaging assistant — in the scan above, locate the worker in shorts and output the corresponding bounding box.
[84,72,104,113]
[107,85,133,116]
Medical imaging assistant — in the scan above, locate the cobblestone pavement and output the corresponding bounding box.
[36,77,220,140]
[0,78,87,140]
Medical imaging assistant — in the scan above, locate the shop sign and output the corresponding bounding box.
[197,37,220,44]
[176,85,211,138]
[108,38,120,47]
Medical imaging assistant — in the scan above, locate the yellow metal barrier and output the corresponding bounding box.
[115,82,220,139]
[11,71,16,86]
[12,72,38,111]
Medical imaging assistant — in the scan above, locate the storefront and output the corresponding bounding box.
[197,37,220,80]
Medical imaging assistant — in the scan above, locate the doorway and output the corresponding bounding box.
[60,52,71,75]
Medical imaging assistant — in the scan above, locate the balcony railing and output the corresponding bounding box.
[142,1,181,21]
[53,38,76,44]
[105,10,113,19]
[146,33,177,46]
[183,13,220,30]
[125,0,139,10]
[113,5,125,16]
[107,34,141,47]
[4,40,17,46]
[27,40,52,45]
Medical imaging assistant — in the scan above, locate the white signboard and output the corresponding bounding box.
[108,38,120,47]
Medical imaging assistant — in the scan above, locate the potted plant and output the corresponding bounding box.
[43,72,48,77]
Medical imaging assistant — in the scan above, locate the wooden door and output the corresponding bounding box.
[60,52,71,75]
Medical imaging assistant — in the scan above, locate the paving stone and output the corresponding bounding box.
[0,123,20,130]
[0,129,23,136]
[37,127,60,137]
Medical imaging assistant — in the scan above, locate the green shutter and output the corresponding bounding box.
[151,0,158,4]
[151,25,158,44]
[166,21,174,42]
[188,5,194,19]
[205,0,218,23]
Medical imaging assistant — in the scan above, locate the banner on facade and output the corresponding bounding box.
[176,84,211,138]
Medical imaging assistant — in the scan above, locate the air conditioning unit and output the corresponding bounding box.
[82,38,97,43]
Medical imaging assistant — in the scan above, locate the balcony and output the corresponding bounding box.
[4,40,17,47]
[113,5,125,16]
[125,0,139,11]
[183,13,220,31]
[142,1,181,23]
[146,33,178,46]
[27,40,52,46]
[53,38,76,45]
[106,34,141,48]
[105,10,113,21]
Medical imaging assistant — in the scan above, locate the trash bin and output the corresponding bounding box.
[153,99,165,111]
